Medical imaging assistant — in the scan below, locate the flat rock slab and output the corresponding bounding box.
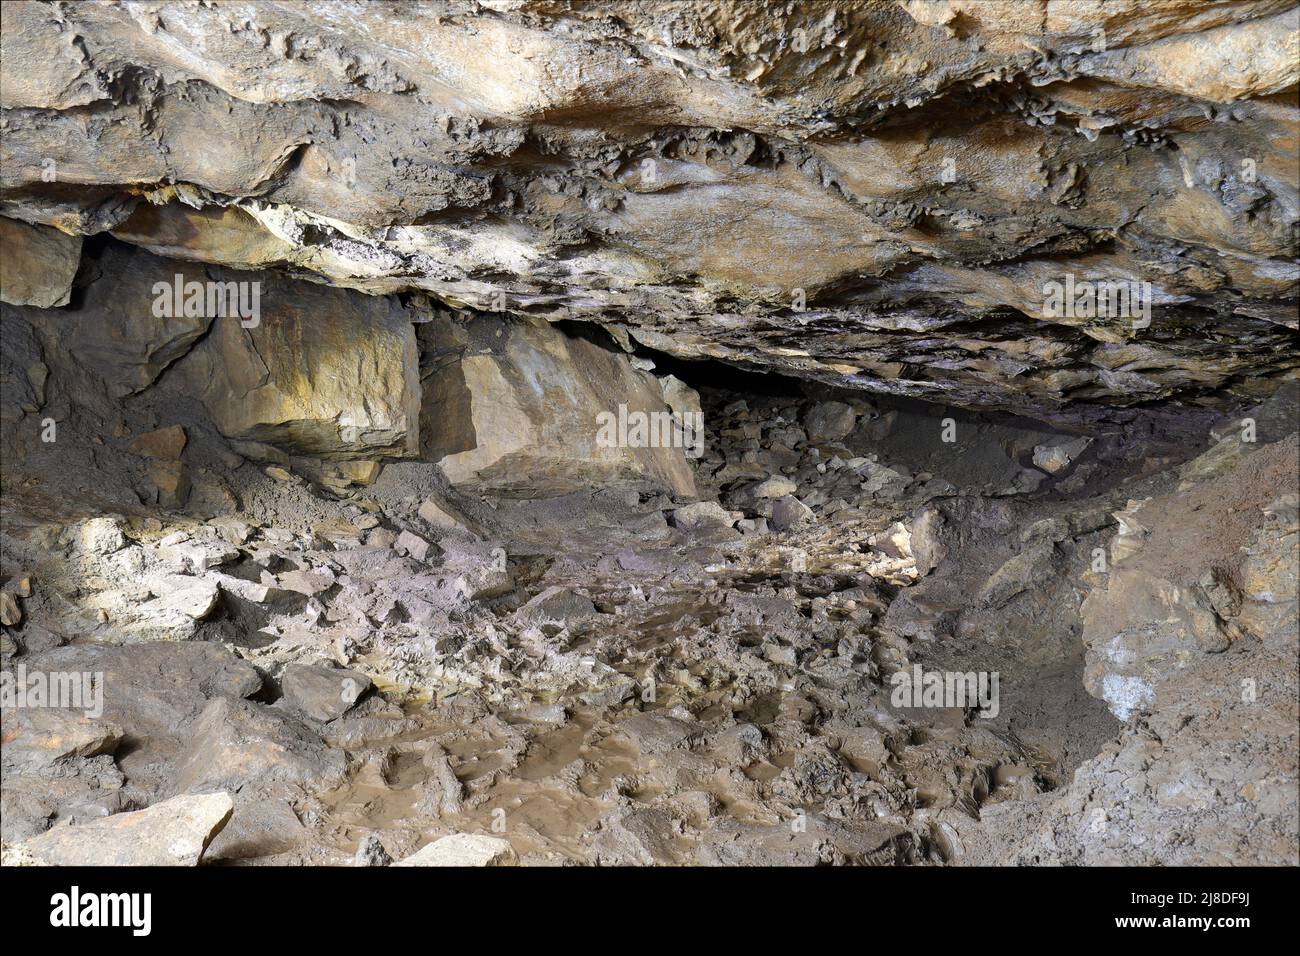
[22,792,234,866]
[394,834,518,867]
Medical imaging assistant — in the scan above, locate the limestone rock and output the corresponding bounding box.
[0,591,21,627]
[1,708,123,774]
[421,314,698,498]
[454,565,514,602]
[339,460,382,485]
[1032,436,1092,474]
[803,401,858,442]
[80,516,126,554]
[394,530,431,562]
[173,696,347,793]
[977,541,1058,609]
[170,264,420,459]
[518,586,598,625]
[671,501,738,531]
[145,574,220,620]
[769,496,814,532]
[147,459,192,508]
[353,834,393,867]
[21,642,263,739]
[394,834,518,867]
[22,792,234,866]
[5,3,1292,413]
[281,663,373,723]
[417,496,476,535]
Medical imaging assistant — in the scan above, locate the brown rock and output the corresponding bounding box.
[0,217,82,308]
[147,459,192,508]
[129,424,187,460]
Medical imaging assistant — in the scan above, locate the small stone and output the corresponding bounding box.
[128,424,187,460]
[395,529,431,561]
[1032,436,1092,474]
[353,834,392,867]
[394,834,518,867]
[265,465,294,482]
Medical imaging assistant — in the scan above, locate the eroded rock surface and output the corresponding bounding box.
[0,0,1295,414]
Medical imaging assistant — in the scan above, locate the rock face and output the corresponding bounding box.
[0,0,1296,876]
[0,0,1294,415]
[0,217,81,308]
[169,262,421,459]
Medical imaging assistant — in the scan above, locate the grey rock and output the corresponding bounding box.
[281,663,372,722]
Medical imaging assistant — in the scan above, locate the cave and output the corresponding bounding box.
[0,0,1297,896]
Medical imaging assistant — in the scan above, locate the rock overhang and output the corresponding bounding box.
[0,0,1296,419]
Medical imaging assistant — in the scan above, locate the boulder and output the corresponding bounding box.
[803,401,858,442]
[281,663,373,722]
[420,314,698,498]
[170,265,420,459]
[173,696,348,793]
[670,501,738,531]
[21,792,234,866]
[20,642,263,740]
